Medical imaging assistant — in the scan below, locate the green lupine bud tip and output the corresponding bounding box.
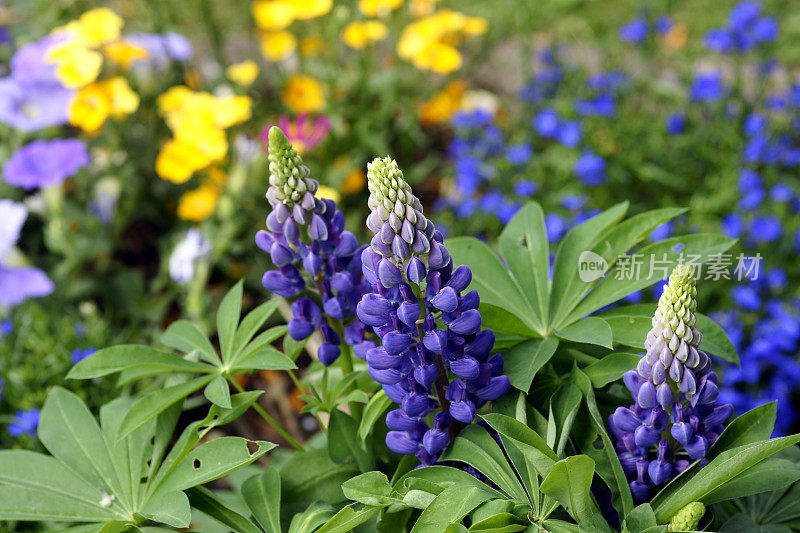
[365,156,425,232]
[265,126,318,212]
[667,501,705,532]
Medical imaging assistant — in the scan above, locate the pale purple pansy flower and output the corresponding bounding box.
[3,139,90,189]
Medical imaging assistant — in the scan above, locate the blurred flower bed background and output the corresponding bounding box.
[1,0,800,450]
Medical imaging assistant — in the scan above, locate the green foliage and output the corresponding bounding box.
[0,388,272,529]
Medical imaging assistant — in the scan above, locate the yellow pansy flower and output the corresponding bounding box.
[226,60,259,85]
[342,169,366,195]
[259,30,297,61]
[47,41,103,88]
[103,77,140,118]
[286,0,332,19]
[174,124,228,163]
[104,40,149,70]
[77,8,124,46]
[156,139,208,184]
[252,0,295,30]
[177,182,222,221]
[415,41,461,74]
[358,0,403,17]
[410,0,437,17]
[157,86,194,114]
[342,20,388,49]
[418,80,466,125]
[212,95,253,129]
[315,185,341,204]
[69,83,111,132]
[281,75,325,114]
[463,17,488,36]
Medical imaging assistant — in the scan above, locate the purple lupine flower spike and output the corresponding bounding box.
[257,127,370,365]
[607,265,733,503]
[357,157,511,466]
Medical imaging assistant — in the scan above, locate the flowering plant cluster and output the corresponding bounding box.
[356,156,510,465]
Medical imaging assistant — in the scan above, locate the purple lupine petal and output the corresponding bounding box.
[634,425,660,447]
[366,346,402,370]
[318,343,340,366]
[422,428,449,455]
[430,286,459,312]
[386,431,421,454]
[449,309,482,335]
[288,318,315,341]
[612,407,642,433]
[447,265,472,293]
[449,356,480,380]
[386,409,422,431]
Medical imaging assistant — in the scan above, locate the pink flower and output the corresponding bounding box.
[262,114,331,155]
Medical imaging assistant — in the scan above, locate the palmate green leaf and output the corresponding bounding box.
[154,437,275,495]
[498,201,550,334]
[185,486,261,533]
[229,345,297,373]
[139,490,191,528]
[342,471,401,507]
[0,451,110,512]
[232,301,282,359]
[503,338,559,393]
[702,458,800,505]
[556,317,613,348]
[560,234,737,329]
[39,387,123,497]
[0,486,118,522]
[288,501,336,533]
[481,413,557,478]
[540,455,597,523]
[549,202,629,326]
[316,504,381,533]
[597,304,739,365]
[100,398,154,508]
[583,353,642,388]
[410,483,495,533]
[118,374,216,439]
[328,409,373,472]
[393,465,506,502]
[446,236,539,334]
[67,345,214,380]
[651,434,800,523]
[479,303,538,337]
[280,448,360,507]
[623,503,658,532]
[572,367,634,519]
[160,320,219,365]
[204,375,232,409]
[552,383,582,457]
[439,425,529,504]
[217,280,243,364]
[241,468,282,533]
[358,389,393,441]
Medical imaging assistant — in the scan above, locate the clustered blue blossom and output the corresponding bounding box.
[704,1,778,53]
[257,127,370,366]
[609,266,733,502]
[618,15,674,45]
[8,408,40,438]
[712,279,800,436]
[356,157,511,466]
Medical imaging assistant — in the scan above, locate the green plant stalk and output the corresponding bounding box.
[229,377,305,452]
[330,321,363,423]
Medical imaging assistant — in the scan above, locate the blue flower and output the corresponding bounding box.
[665,113,686,135]
[732,285,761,311]
[557,120,582,147]
[71,347,97,364]
[575,94,616,117]
[690,72,726,102]
[533,108,560,138]
[655,16,673,35]
[9,408,40,438]
[561,194,586,210]
[721,213,745,238]
[4,139,90,190]
[649,221,673,241]
[513,180,538,198]
[574,149,606,186]
[545,213,568,242]
[619,18,649,44]
[705,29,735,52]
[0,320,12,336]
[748,215,782,243]
[770,183,794,203]
[744,113,768,137]
[505,143,533,166]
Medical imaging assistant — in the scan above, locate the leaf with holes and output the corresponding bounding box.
[0,387,276,530]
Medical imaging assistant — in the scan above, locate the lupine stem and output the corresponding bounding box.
[229,378,305,451]
[331,321,363,422]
